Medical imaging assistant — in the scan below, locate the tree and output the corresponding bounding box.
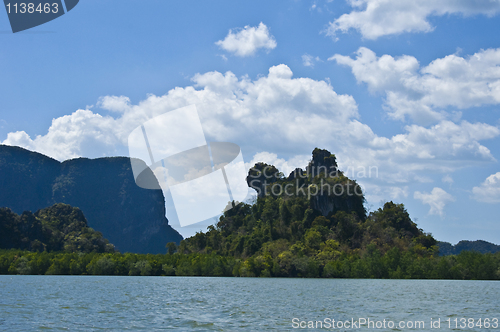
[166,242,177,255]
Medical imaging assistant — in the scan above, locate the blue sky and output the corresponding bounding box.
[1,0,500,241]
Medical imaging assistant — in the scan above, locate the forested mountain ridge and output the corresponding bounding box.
[438,240,500,256]
[1,148,499,279]
[176,149,443,277]
[0,203,115,253]
[0,144,182,253]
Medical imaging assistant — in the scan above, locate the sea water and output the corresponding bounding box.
[0,276,498,331]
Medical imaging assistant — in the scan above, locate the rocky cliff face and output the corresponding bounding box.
[0,145,182,253]
[246,148,366,220]
[309,192,364,218]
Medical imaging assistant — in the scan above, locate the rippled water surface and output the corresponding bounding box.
[0,276,499,331]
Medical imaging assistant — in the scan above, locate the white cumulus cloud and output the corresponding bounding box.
[414,187,455,216]
[215,22,277,57]
[326,0,500,40]
[2,65,498,199]
[97,95,132,113]
[330,47,500,125]
[472,172,500,203]
[2,109,122,161]
[246,152,311,176]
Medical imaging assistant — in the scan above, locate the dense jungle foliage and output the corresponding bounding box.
[0,203,115,253]
[1,149,499,279]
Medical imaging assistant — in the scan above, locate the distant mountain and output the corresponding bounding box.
[0,145,182,253]
[438,240,500,256]
[0,203,115,253]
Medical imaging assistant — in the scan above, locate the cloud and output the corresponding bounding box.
[362,184,409,207]
[2,65,498,198]
[326,0,500,40]
[302,54,321,67]
[97,95,131,113]
[414,187,455,216]
[215,22,277,57]
[335,119,499,196]
[442,175,454,184]
[472,172,500,203]
[246,152,311,176]
[330,47,500,125]
[2,64,357,161]
[2,109,123,161]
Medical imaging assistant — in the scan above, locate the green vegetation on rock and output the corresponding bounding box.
[0,203,115,253]
[0,144,182,253]
[1,148,499,279]
[438,240,500,256]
